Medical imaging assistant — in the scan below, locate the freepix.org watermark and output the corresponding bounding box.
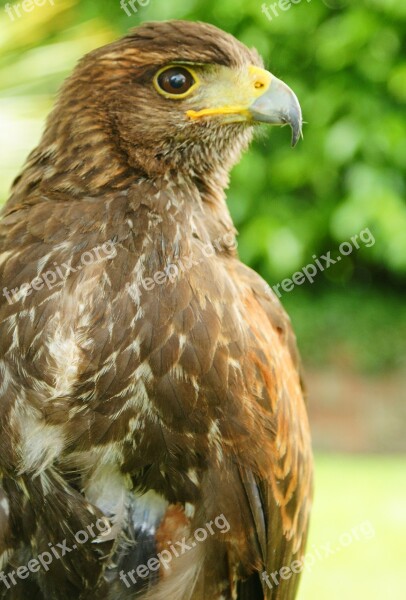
[120,0,151,17]
[261,520,375,590]
[125,232,237,300]
[0,518,111,590]
[262,0,312,22]
[119,514,230,589]
[4,0,54,21]
[267,227,375,298]
[2,240,117,306]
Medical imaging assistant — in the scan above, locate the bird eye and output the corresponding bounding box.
[155,67,197,97]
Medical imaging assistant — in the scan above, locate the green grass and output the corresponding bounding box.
[299,454,406,599]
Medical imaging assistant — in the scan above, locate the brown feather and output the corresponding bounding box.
[0,20,312,600]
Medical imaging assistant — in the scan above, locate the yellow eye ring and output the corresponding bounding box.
[153,65,200,99]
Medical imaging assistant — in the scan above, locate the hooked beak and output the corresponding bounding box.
[249,75,303,147]
[186,65,303,147]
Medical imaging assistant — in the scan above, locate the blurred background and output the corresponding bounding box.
[0,0,405,597]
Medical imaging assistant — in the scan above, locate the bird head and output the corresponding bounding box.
[39,21,302,188]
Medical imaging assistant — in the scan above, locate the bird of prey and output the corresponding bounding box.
[0,20,313,600]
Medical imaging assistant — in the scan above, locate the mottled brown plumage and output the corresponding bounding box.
[0,20,312,600]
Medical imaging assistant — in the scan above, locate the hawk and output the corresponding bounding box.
[0,20,313,600]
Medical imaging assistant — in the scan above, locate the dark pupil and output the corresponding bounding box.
[169,74,186,89]
[158,68,194,95]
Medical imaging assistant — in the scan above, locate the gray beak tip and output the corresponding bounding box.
[249,76,303,149]
[290,120,303,147]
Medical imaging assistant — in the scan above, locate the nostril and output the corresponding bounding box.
[255,81,265,89]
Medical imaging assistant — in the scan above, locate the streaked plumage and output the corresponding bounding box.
[0,20,312,600]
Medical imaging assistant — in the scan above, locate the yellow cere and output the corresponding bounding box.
[186,65,272,121]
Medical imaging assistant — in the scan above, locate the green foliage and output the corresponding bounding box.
[283,286,406,373]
